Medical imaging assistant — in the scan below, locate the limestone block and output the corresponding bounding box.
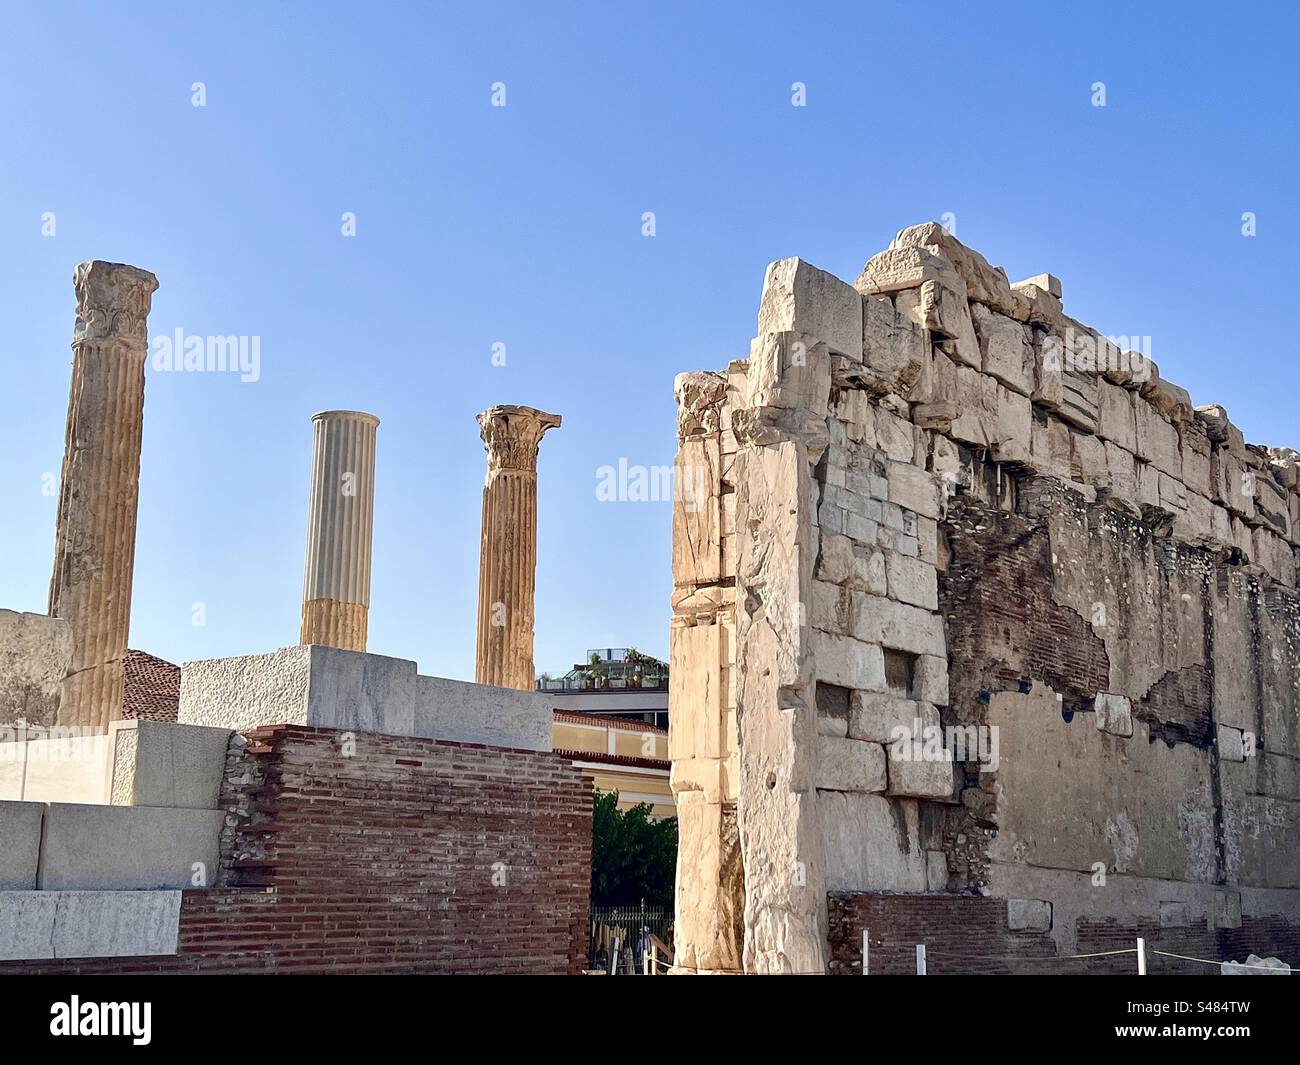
[1195,404,1247,457]
[1211,504,1234,546]
[51,889,182,960]
[889,222,1029,320]
[37,804,223,891]
[1030,412,1073,480]
[0,891,57,960]
[1142,376,1194,424]
[972,303,1033,395]
[1253,528,1296,586]
[817,735,887,793]
[916,654,949,705]
[856,245,963,297]
[1253,474,1290,537]
[1134,398,1181,476]
[811,580,850,635]
[949,366,1000,447]
[886,461,943,520]
[815,533,854,585]
[886,737,955,799]
[860,293,926,397]
[884,551,938,610]
[1070,429,1108,487]
[1032,331,1063,410]
[1057,372,1100,433]
[913,401,957,432]
[1217,724,1247,763]
[1094,692,1133,737]
[911,346,958,407]
[813,632,885,692]
[670,621,724,762]
[848,545,887,596]
[1158,472,1189,513]
[671,794,742,972]
[746,331,832,420]
[180,645,554,752]
[1172,492,1216,545]
[925,849,950,891]
[0,610,73,727]
[1214,447,1256,519]
[818,790,927,892]
[108,720,231,810]
[674,432,722,586]
[1159,901,1194,928]
[875,408,916,463]
[849,692,925,743]
[851,594,945,657]
[1105,442,1139,503]
[1016,272,1062,299]
[0,801,43,889]
[1096,380,1137,451]
[991,385,1032,464]
[759,258,862,359]
[1007,899,1052,932]
[921,280,980,368]
[1181,421,1213,498]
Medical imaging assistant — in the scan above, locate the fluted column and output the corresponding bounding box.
[475,405,561,690]
[300,411,380,651]
[48,261,159,733]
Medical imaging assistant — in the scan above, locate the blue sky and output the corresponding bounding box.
[1,1,1296,680]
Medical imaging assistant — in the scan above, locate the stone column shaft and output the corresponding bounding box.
[474,405,561,690]
[300,411,379,651]
[48,261,159,732]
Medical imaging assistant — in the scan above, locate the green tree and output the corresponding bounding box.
[590,788,678,908]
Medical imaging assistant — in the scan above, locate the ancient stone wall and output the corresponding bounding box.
[671,222,1300,972]
[0,724,592,974]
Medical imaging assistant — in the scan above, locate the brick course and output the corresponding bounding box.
[1,725,592,974]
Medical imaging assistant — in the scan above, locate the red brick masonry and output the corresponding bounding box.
[3,725,592,974]
[828,893,1300,975]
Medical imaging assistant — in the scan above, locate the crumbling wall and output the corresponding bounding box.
[672,221,1300,971]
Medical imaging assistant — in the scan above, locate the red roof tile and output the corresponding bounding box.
[121,649,180,722]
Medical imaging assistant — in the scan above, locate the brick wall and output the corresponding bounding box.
[828,893,1300,974]
[1,725,592,974]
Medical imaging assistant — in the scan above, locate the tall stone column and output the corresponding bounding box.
[48,261,159,733]
[299,411,380,651]
[474,405,561,690]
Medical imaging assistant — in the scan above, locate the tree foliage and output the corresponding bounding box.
[590,788,678,908]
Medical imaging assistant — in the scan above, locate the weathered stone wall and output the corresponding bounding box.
[672,222,1300,972]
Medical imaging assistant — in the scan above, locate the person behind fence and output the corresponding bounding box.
[634,927,651,973]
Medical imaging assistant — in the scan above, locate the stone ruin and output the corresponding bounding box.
[670,223,1300,973]
[0,262,585,972]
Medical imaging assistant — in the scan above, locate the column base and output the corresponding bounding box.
[299,598,368,652]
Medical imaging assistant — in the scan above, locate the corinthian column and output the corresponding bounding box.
[300,411,380,651]
[48,261,159,733]
[475,405,561,690]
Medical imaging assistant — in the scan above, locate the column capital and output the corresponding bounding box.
[73,260,159,347]
[476,405,562,473]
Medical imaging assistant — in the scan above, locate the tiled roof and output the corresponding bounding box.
[553,708,668,734]
[122,649,180,722]
[554,748,671,771]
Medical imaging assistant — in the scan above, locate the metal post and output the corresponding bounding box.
[1136,937,1146,975]
[862,928,870,975]
[916,943,927,975]
[610,937,619,976]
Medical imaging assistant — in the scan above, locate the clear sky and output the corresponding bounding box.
[1,1,1295,681]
